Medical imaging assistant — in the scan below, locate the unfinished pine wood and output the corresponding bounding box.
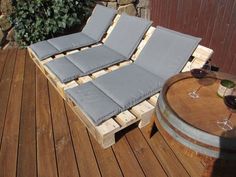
[0,49,25,177]
[36,68,58,177]
[17,53,37,177]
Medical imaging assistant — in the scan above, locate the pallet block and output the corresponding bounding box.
[28,23,213,148]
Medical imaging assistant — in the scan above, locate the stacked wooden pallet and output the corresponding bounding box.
[28,21,213,148]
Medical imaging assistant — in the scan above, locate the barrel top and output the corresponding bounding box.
[164,72,236,139]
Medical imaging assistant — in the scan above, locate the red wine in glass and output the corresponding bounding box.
[217,95,236,131]
[191,69,208,79]
[188,68,209,98]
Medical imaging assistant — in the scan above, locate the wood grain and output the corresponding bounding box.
[0,49,25,177]
[0,49,17,149]
[36,68,58,177]
[150,0,236,74]
[17,53,37,177]
[65,104,101,177]
[89,134,123,177]
[49,84,79,177]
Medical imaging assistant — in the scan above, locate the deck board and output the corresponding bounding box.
[0,49,221,177]
[126,128,168,177]
[112,137,146,177]
[140,124,191,177]
[89,134,123,177]
[49,84,80,177]
[0,49,9,80]
[65,104,101,177]
[0,49,17,149]
[36,68,58,177]
[17,52,37,177]
[0,49,25,177]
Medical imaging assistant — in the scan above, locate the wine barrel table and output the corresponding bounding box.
[155,72,236,160]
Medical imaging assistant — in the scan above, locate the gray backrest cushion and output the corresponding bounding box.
[66,83,122,125]
[92,64,164,109]
[104,14,152,58]
[135,26,201,80]
[82,4,117,41]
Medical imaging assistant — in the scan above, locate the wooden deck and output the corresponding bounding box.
[0,48,229,177]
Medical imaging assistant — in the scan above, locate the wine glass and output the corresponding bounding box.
[217,95,236,131]
[188,59,211,98]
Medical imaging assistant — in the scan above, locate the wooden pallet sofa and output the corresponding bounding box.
[28,16,213,149]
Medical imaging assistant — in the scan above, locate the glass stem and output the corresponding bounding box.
[226,111,233,122]
[194,85,202,94]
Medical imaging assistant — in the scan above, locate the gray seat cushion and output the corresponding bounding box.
[47,33,96,52]
[135,26,201,80]
[45,57,83,83]
[67,45,125,75]
[66,82,122,125]
[104,14,152,58]
[29,41,59,60]
[92,64,164,109]
[82,4,117,41]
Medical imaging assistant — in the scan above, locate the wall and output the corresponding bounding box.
[0,0,14,49]
[97,0,150,19]
[150,0,236,74]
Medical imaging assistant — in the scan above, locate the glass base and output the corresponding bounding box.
[188,91,199,99]
[217,118,233,131]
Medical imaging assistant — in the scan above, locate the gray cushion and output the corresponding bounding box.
[47,33,96,52]
[29,4,116,60]
[45,57,83,83]
[135,26,201,80]
[92,64,164,109]
[67,45,125,75]
[29,41,59,60]
[82,4,117,41]
[104,14,152,58]
[66,82,122,125]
